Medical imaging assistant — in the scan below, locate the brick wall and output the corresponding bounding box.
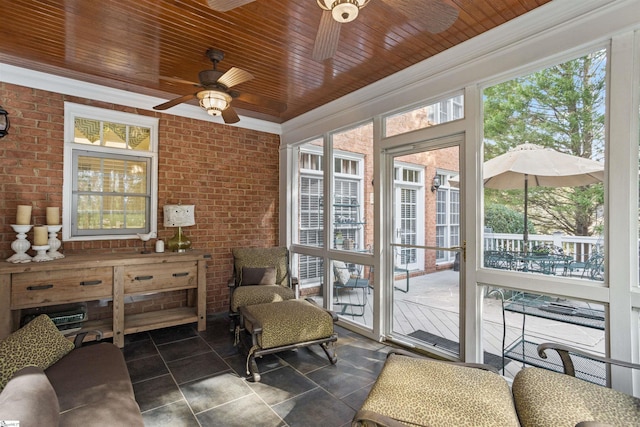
[0,82,280,316]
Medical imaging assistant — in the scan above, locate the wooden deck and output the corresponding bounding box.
[313,269,606,381]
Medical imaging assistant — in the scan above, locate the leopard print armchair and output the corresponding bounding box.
[228,247,298,329]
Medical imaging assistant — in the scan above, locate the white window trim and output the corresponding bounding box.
[62,102,159,241]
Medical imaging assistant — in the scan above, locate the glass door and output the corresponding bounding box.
[387,139,463,359]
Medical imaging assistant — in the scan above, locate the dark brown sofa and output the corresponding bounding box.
[0,315,143,427]
[46,342,144,426]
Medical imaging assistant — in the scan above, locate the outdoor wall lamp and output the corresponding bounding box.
[431,175,441,192]
[0,106,9,138]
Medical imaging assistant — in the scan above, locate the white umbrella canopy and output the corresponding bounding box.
[484,143,604,190]
[450,143,604,247]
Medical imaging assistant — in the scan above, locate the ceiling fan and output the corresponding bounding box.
[153,48,286,124]
[206,0,458,62]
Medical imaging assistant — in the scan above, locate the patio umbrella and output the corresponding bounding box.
[451,143,604,246]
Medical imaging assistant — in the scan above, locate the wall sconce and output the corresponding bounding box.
[431,175,441,192]
[0,106,9,138]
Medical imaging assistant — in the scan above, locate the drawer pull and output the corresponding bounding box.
[173,272,189,277]
[80,280,102,286]
[135,275,153,281]
[27,284,53,291]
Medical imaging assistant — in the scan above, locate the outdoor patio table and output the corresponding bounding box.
[502,293,606,385]
[504,293,604,330]
[512,252,572,275]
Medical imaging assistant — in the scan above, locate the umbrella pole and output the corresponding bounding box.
[523,173,529,252]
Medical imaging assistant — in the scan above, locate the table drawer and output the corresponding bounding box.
[11,268,113,309]
[124,262,197,294]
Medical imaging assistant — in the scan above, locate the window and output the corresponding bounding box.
[63,103,158,240]
[297,145,365,284]
[384,93,465,137]
[436,173,460,261]
[482,48,606,277]
[394,163,425,270]
[298,149,364,251]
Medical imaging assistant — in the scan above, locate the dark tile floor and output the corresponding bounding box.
[123,314,392,427]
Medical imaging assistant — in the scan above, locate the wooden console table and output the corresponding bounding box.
[0,250,210,347]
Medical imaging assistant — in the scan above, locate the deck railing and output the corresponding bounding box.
[484,232,602,263]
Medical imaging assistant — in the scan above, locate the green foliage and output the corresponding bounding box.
[485,203,535,235]
[483,50,606,236]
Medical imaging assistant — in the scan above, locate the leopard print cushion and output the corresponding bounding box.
[233,247,289,287]
[230,285,295,312]
[232,247,289,286]
[358,353,520,427]
[243,299,335,349]
[513,367,640,427]
[0,314,74,391]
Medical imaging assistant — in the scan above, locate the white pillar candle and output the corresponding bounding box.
[16,205,32,225]
[34,226,48,246]
[46,207,60,225]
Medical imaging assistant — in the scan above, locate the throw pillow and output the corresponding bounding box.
[241,267,277,285]
[333,261,351,285]
[0,314,75,390]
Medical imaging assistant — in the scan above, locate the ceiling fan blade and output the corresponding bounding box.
[217,67,254,88]
[153,93,197,110]
[222,106,240,124]
[393,0,458,33]
[235,92,287,113]
[312,10,342,61]
[160,76,200,86]
[206,0,255,12]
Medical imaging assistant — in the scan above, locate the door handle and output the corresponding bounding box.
[450,241,467,262]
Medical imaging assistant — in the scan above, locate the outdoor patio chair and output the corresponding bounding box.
[228,247,298,330]
[333,260,370,317]
[568,252,604,280]
[484,250,515,270]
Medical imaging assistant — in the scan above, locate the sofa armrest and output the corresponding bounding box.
[538,342,640,378]
[0,366,60,427]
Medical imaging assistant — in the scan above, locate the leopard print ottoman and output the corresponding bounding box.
[238,298,338,382]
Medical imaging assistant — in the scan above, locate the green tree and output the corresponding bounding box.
[483,49,605,236]
[485,203,535,235]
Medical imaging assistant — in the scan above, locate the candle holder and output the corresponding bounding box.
[32,245,53,262]
[7,224,33,263]
[47,225,64,259]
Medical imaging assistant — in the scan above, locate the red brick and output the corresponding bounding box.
[0,82,280,317]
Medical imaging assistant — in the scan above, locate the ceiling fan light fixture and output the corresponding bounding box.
[198,89,232,116]
[317,0,370,24]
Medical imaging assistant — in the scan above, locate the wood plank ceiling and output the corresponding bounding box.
[0,0,551,123]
